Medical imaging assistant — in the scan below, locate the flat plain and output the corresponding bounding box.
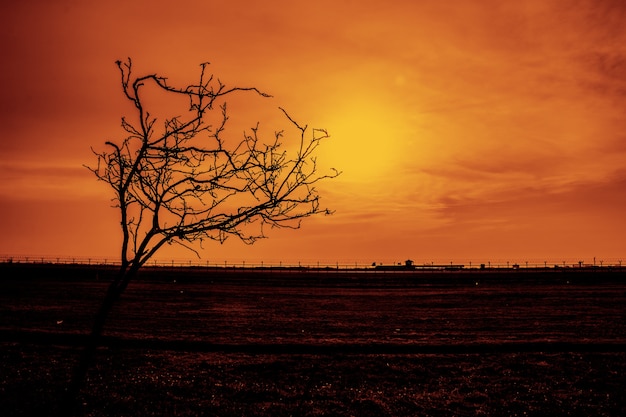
[1,263,625,416]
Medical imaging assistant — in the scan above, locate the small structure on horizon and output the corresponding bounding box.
[375,259,464,271]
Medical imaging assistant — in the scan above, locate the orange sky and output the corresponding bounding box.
[1,0,625,266]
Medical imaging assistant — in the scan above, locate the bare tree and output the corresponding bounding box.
[61,58,338,415]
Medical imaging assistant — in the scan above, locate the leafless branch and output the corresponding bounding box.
[88,58,339,275]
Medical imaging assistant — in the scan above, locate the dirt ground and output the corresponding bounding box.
[1,264,625,416]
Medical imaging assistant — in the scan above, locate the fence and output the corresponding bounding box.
[0,255,623,271]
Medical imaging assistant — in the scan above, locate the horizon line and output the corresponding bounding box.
[1,254,623,269]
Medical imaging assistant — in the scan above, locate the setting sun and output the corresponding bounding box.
[319,92,411,184]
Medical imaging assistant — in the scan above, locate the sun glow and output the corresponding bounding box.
[319,95,410,185]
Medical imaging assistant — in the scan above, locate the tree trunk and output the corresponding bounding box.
[58,276,126,416]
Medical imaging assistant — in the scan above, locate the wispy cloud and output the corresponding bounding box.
[0,162,102,200]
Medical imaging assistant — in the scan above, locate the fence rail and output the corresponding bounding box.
[0,255,623,271]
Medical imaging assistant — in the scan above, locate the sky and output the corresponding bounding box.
[1,0,625,266]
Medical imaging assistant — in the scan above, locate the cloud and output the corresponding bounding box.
[0,162,103,200]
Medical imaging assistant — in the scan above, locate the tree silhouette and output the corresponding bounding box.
[61,58,338,415]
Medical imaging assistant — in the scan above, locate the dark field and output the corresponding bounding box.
[1,263,625,416]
